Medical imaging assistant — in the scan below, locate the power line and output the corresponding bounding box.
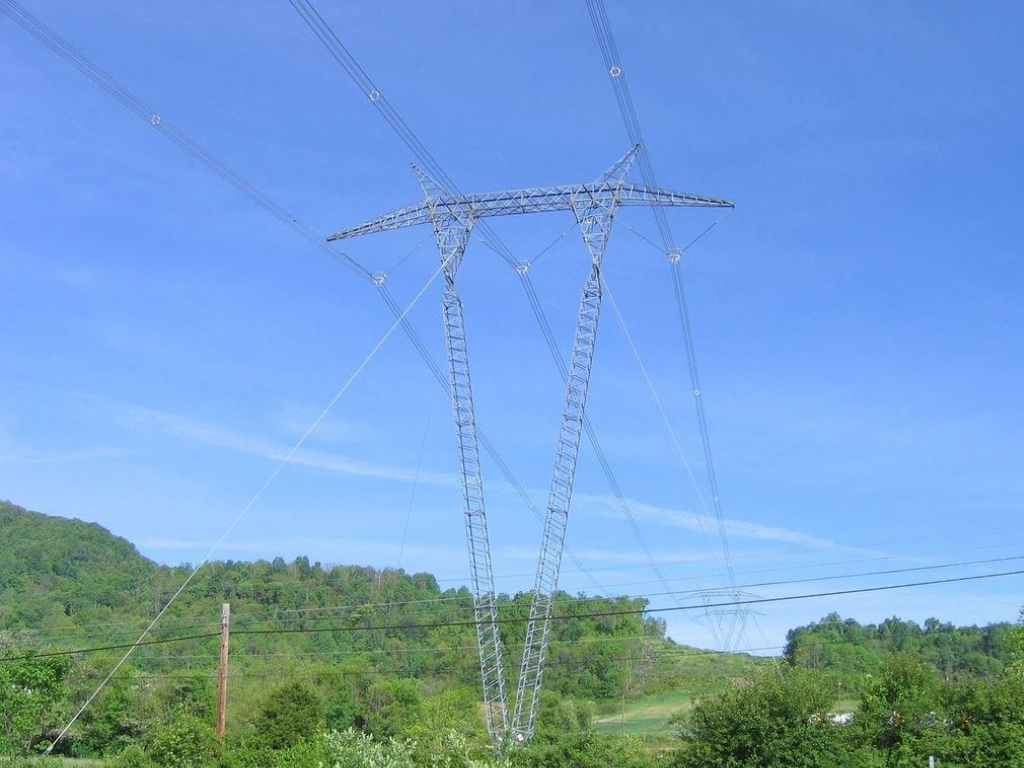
[5,549,1021,652]
[0,0,605,600]
[9,520,1017,652]
[429,519,1024,585]
[7,567,1022,664]
[53,625,1021,680]
[0,0,372,281]
[602,274,728,582]
[584,0,743,647]
[64,646,766,684]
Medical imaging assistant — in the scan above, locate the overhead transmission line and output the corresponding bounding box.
[5,567,1024,664]
[4,549,1022,653]
[427,518,1024,586]
[45,626,1014,684]
[60,646,768,684]
[0,0,371,280]
[602,275,727,578]
[583,0,744,647]
[35,614,1011,678]
[3,538,1022,655]
[226,552,1024,621]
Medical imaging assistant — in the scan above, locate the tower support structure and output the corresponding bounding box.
[511,146,638,741]
[327,148,733,745]
[417,167,509,740]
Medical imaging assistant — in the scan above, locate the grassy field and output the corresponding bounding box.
[594,690,695,736]
[593,688,861,737]
[592,645,770,737]
[0,761,107,767]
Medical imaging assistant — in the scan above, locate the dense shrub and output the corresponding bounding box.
[672,667,850,768]
[254,682,323,749]
[146,716,217,768]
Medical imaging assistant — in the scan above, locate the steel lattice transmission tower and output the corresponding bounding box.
[328,146,733,744]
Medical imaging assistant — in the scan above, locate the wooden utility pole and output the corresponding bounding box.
[216,602,230,737]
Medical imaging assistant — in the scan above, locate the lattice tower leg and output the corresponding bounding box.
[511,158,634,743]
[437,220,508,743]
[512,263,603,741]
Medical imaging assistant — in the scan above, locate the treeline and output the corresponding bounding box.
[785,611,1017,683]
[0,501,664,699]
[6,501,1023,767]
[0,501,673,759]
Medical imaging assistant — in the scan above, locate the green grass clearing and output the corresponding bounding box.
[594,690,696,736]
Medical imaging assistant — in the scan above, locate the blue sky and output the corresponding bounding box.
[2,0,1023,652]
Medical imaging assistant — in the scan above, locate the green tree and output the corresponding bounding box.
[75,673,145,756]
[326,682,360,731]
[254,681,323,749]
[362,679,422,737]
[146,715,217,768]
[1009,607,1024,677]
[0,652,72,755]
[672,667,857,768]
[323,729,416,768]
[939,675,1024,767]
[852,654,943,767]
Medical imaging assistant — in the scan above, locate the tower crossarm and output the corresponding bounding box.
[615,183,734,209]
[326,184,732,241]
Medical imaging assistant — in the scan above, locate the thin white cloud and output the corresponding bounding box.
[120,405,455,488]
[274,401,378,444]
[574,493,839,550]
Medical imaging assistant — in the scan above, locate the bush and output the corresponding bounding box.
[362,679,422,737]
[112,743,156,768]
[147,716,217,768]
[254,681,323,749]
[672,667,848,768]
[509,732,652,768]
[326,682,359,731]
[324,728,416,768]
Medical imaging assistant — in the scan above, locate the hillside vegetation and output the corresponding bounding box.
[2,500,1022,768]
[785,611,1017,684]
[0,500,753,757]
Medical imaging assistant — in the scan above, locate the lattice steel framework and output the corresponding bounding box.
[511,146,638,741]
[419,164,509,737]
[328,147,733,744]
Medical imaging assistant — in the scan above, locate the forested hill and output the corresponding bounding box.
[3,499,1021,761]
[785,611,1017,682]
[0,499,680,703]
[0,500,158,624]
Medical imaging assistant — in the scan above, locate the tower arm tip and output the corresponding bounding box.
[618,183,734,209]
[327,201,433,241]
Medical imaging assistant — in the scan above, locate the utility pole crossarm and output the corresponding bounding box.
[327,185,732,241]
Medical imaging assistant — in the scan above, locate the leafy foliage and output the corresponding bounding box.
[672,666,853,768]
[145,716,217,768]
[4,500,1024,768]
[0,652,72,755]
[785,612,1016,684]
[253,682,323,749]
